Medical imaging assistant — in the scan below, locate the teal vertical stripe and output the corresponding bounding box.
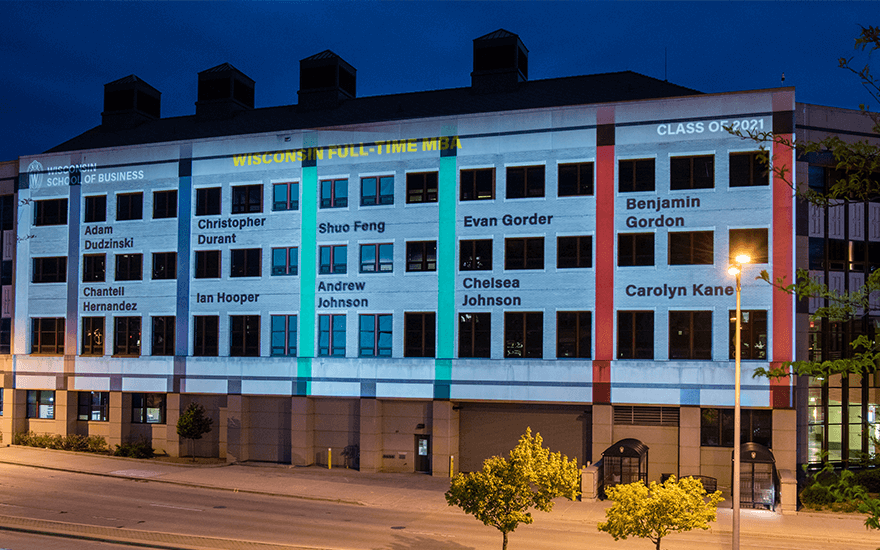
[436,149,457,399]
[297,152,318,396]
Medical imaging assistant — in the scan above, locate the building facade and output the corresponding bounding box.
[13,31,864,505]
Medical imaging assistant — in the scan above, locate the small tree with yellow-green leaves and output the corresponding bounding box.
[445,428,580,550]
[598,475,723,550]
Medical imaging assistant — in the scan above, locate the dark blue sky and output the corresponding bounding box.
[2,1,878,161]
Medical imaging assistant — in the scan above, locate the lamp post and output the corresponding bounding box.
[728,253,750,550]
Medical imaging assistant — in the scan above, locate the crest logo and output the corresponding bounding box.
[27,160,43,189]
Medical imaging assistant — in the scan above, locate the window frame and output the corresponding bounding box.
[273,181,299,211]
[132,393,166,424]
[78,391,109,422]
[459,239,493,271]
[617,310,654,360]
[358,314,392,357]
[32,256,66,283]
[151,316,175,356]
[460,168,495,201]
[729,309,768,360]
[503,311,543,358]
[319,245,347,274]
[556,311,591,358]
[618,158,655,193]
[152,189,178,219]
[82,254,106,283]
[618,233,655,266]
[459,312,491,358]
[404,312,436,358]
[318,314,346,357]
[230,315,260,357]
[729,228,769,264]
[729,151,769,187]
[26,390,55,419]
[231,184,263,214]
[270,314,297,357]
[271,247,298,276]
[670,155,715,190]
[557,236,592,269]
[195,250,221,279]
[360,243,393,273]
[115,253,143,281]
[230,248,261,278]
[81,316,104,356]
[195,187,221,216]
[113,316,141,356]
[406,241,437,272]
[406,172,438,204]
[34,198,68,226]
[31,317,64,355]
[557,162,594,197]
[700,408,773,447]
[151,252,177,280]
[116,192,143,221]
[84,195,107,223]
[320,178,348,208]
[506,165,545,199]
[504,237,544,270]
[193,315,219,356]
[668,231,714,265]
[669,310,712,360]
[360,175,394,206]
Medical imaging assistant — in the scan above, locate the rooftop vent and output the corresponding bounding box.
[102,75,161,130]
[471,29,528,93]
[195,63,255,120]
[298,50,356,110]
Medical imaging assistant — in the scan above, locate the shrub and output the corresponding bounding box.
[13,431,108,454]
[113,438,154,459]
[800,482,837,506]
[854,469,880,493]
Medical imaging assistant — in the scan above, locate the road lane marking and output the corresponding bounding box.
[149,503,203,512]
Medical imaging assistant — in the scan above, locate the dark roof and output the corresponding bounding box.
[476,29,519,40]
[47,71,700,154]
[603,438,649,458]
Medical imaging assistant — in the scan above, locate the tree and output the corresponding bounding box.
[176,402,213,461]
[444,428,580,550]
[597,475,723,550]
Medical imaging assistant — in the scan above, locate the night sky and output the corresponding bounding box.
[2,1,878,162]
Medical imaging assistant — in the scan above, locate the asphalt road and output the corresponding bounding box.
[0,462,876,550]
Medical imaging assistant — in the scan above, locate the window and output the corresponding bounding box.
[270,315,297,356]
[231,248,261,278]
[34,198,67,226]
[505,237,544,270]
[151,316,175,356]
[729,152,769,187]
[84,195,107,223]
[618,159,655,192]
[460,239,493,271]
[232,184,263,214]
[132,393,165,424]
[320,178,348,208]
[700,408,772,447]
[31,318,64,354]
[617,311,653,359]
[81,317,104,356]
[460,168,495,201]
[273,182,299,211]
[669,311,712,360]
[0,319,9,355]
[406,241,437,272]
[319,245,347,274]
[557,236,592,269]
[114,317,141,356]
[153,190,178,219]
[152,252,177,280]
[26,390,54,419]
[361,176,394,206]
[78,391,109,421]
[230,315,260,357]
[318,314,346,357]
[194,316,219,356]
[729,228,769,264]
[359,314,392,357]
[272,247,298,276]
[196,187,221,216]
[618,233,654,266]
[557,311,591,358]
[405,312,435,357]
[115,253,143,281]
[729,310,767,360]
[668,231,713,265]
[82,254,106,282]
[116,192,143,221]
[558,162,594,196]
[360,243,393,273]
[32,257,66,283]
[671,155,714,190]
[459,312,491,358]
[504,312,543,358]
[406,172,438,204]
[506,165,545,199]
[195,250,221,279]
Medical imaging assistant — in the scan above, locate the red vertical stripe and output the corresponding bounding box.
[594,109,615,403]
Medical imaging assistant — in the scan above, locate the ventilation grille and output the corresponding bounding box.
[613,406,680,426]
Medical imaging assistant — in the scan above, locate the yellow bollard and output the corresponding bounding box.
[328,447,332,470]
[449,455,454,478]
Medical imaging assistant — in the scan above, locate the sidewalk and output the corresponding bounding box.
[0,445,877,549]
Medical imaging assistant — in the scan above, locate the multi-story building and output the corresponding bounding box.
[12,30,877,510]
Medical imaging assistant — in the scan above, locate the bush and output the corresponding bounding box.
[14,431,108,453]
[800,482,838,506]
[854,468,880,493]
[113,438,154,459]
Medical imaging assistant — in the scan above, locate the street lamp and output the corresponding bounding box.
[727,253,750,550]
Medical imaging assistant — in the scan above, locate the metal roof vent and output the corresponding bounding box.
[471,29,528,93]
[101,75,161,130]
[195,63,255,120]
[298,50,356,110]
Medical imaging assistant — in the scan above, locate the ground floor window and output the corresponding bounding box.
[132,393,165,424]
[78,391,109,421]
[808,373,880,465]
[700,407,772,448]
[26,390,54,419]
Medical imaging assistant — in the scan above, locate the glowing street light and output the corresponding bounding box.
[728,253,750,550]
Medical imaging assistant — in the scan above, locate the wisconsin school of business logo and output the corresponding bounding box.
[27,160,43,189]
